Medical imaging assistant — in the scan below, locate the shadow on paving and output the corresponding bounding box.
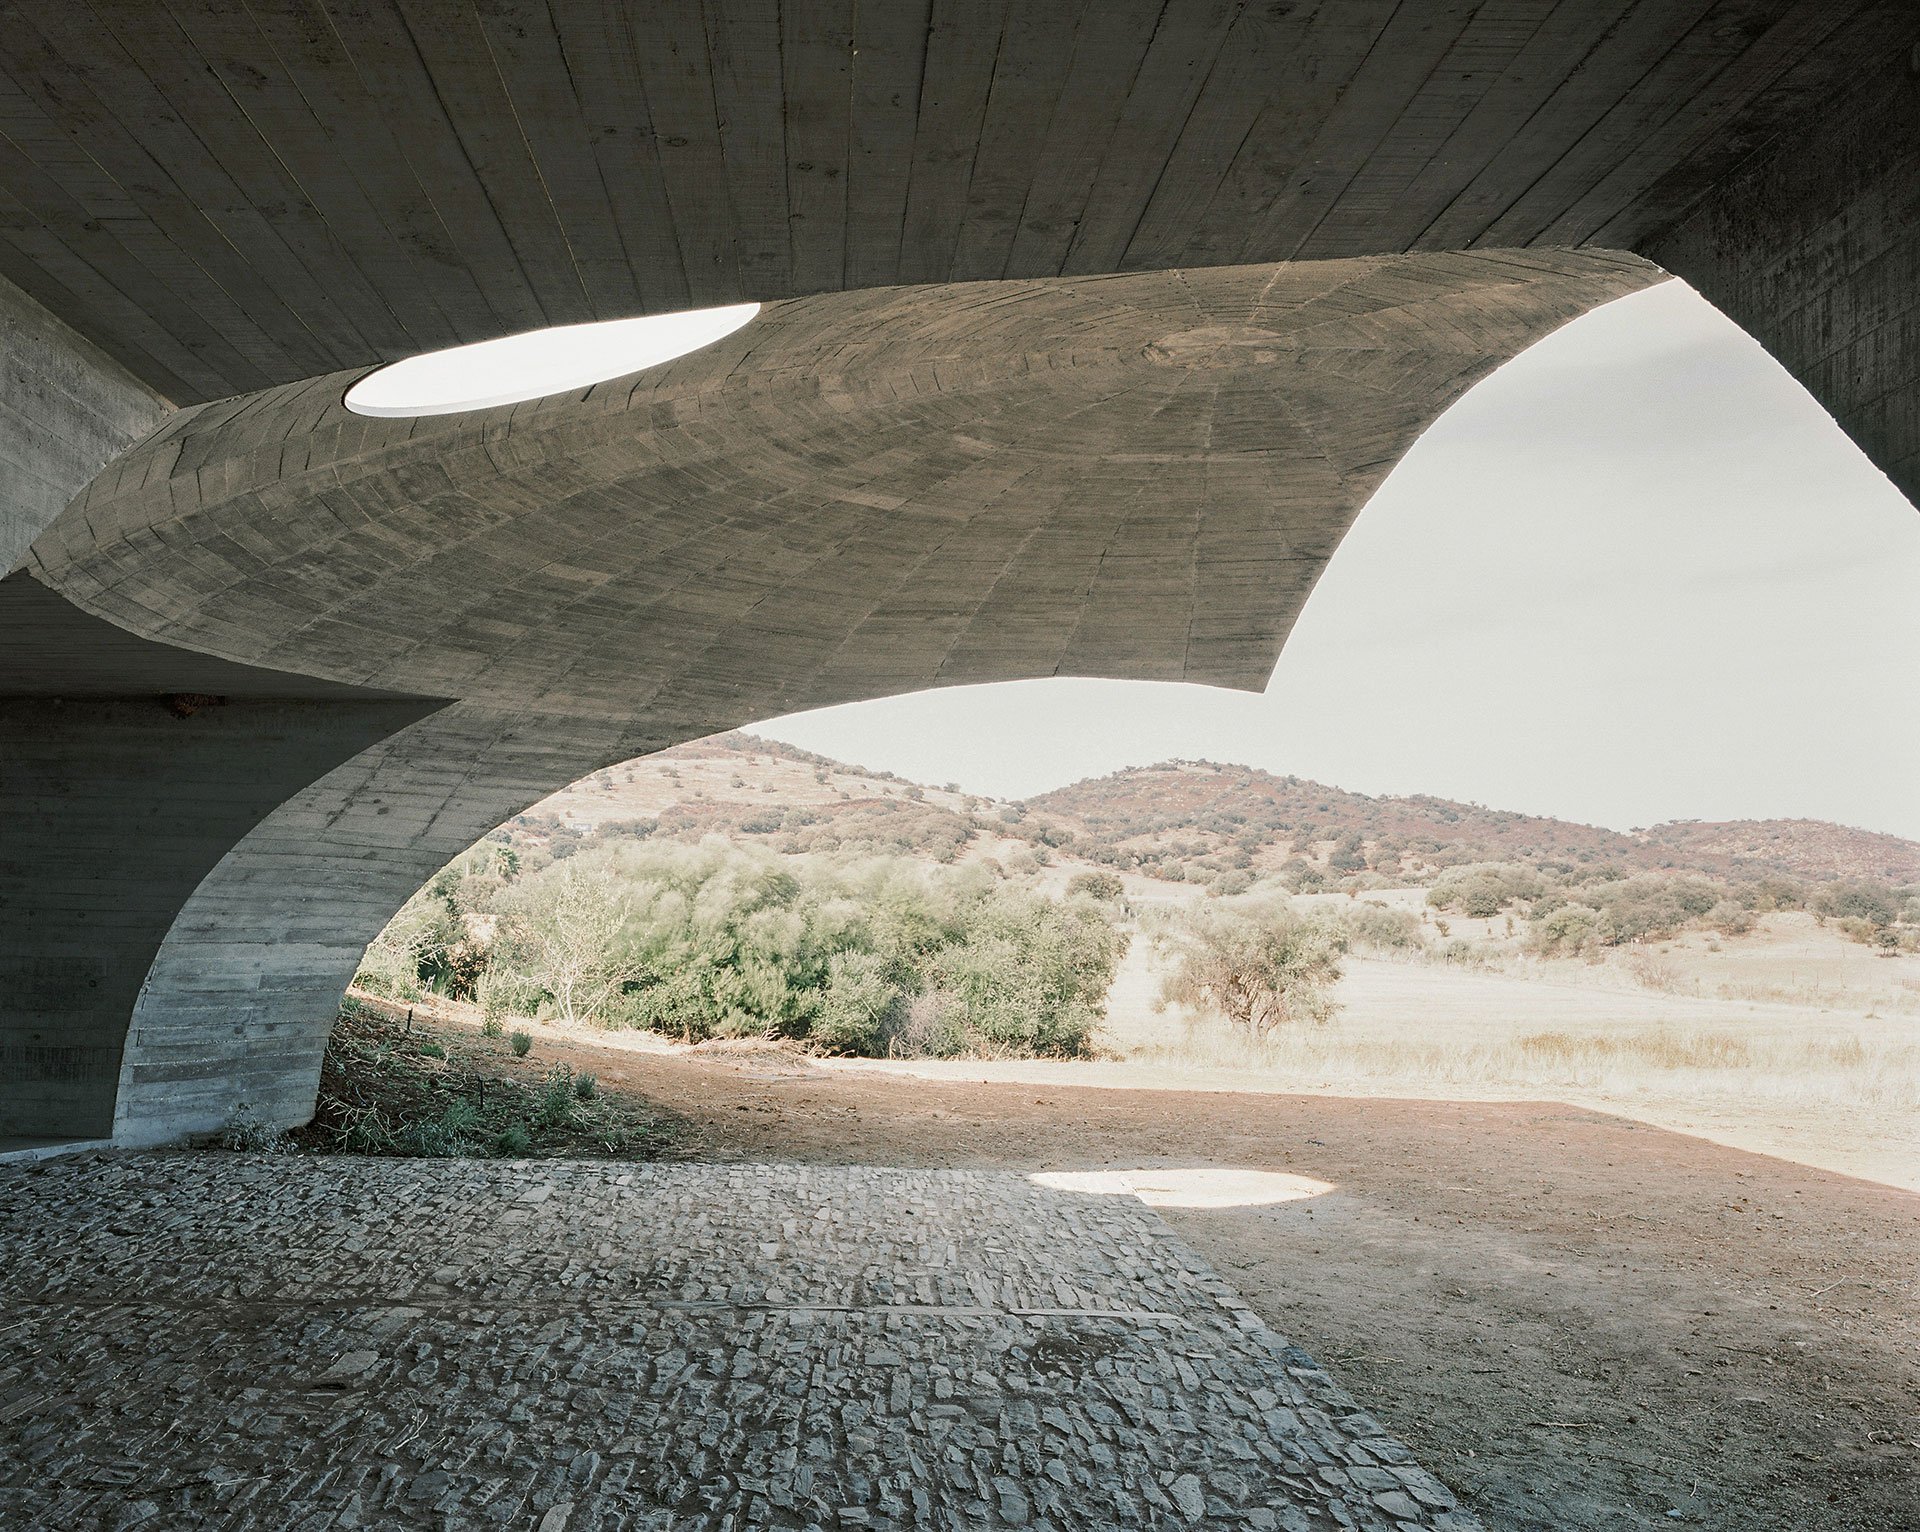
[0,1155,1476,1531]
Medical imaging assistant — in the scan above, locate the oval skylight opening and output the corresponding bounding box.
[344,302,760,417]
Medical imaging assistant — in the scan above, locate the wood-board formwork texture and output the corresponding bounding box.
[4,1,1920,1149]
[16,252,1658,1144]
[0,0,1901,404]
[0,276,169,573]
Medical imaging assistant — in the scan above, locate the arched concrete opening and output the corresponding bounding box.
[1,6,1915,1154]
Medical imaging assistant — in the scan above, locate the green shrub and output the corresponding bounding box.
[574,1071,598,1101]
[416,1040,445,1060]
[481,1015,504,1040]
[1156,896,1344,1031]
[1066,869,1125,902]
[510,1030,533,1057]
[539,1064,576,1127]
[1814,881,1900,928]
[1428,863,1546,918]
[1529,903,1602,957]
[1333,901,1425,953]
[497,1123,531,1156]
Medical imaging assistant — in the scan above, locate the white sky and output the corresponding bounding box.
[749,280,1920,840]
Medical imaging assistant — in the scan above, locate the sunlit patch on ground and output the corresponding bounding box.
[1030,1166,1334,1208]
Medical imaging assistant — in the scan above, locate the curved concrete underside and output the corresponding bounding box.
[2,2,1917,1146]
[17,252,1660,1142]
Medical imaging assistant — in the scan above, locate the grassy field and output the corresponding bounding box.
[824,897,1920,1191]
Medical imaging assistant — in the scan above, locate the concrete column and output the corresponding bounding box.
[0,693,434,1142]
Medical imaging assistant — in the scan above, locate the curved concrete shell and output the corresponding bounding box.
[2,2,1916,1147]
[17,253,1660,1142]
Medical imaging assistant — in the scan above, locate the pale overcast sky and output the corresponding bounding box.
[750,281,1920,840]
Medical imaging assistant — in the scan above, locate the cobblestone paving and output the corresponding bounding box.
[0,1156,1479,1531]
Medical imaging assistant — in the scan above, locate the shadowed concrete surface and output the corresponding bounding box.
[11,252,1657,1146]
[0,3,1917,1148]
[0,1156,1479,1531]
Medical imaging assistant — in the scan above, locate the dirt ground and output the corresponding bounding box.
[468,1018,1920,1532]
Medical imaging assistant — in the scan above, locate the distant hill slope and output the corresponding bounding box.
[1022,761,1920,884]
[522,740,1919,888]
[1638,819,1920,885]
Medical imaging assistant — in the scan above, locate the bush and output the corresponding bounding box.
[1428,864,1545,918]
[481,1015,504,1040]
[1529,903,1602,957]
[1814,881,1900,929]
[510,1030,533,1057]
[1066,869,1125,902]
[497,1124,531,1156]
[1156,896,1345,1032]
[539,1064,577,1127]
[1707,899,1753,937]
[1333,901,1425,953]
[574,1071,598,1101]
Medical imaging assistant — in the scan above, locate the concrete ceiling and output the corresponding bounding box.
[30,253,1660,709]
[0,0,1902,404]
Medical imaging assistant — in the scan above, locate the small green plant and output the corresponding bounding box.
[573,1070,598,1101]
[497,1123,531,1156]
[539,1063,577,1127]
[417,1040,445,1060]
[510,1030,533,1057]
[218,1104,288,1153]
[481,1015,504,1039]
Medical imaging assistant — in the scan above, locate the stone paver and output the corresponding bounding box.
[0,1155,1479,1531]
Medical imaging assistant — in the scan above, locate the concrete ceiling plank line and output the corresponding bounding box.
[1534,0,1870,248]
[1472,0,1825,249]
[0,103,260,400]
[387,0,594,326]
[1216,1,1478,266]
[844,0,934,291]
[69,0,388,367]
[229,0,503,345]
[1056,0,1246,278]
[313,0,555,339]
[699,0,794,297]
[778,0,856,297]
[894,0,1009,287]
[1415,0,1723,252]
[1284,0,1569,259]
[617,0,747,308]
[0,5,322,382]
[943,1,1080,284]
[474,0,650,317]
[545,2,691,314]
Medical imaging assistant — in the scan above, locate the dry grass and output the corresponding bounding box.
[1136,1008,1920,1116]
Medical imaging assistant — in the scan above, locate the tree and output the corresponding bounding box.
[496,864,637,1025]
[1157,897,1344,1032]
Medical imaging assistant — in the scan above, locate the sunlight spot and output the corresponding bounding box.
[344,303,761,417]
[1029,1167,1333,1209]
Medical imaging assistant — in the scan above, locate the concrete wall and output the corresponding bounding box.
[0,275,169,574]
[1646,44,1920,512]
[0,694,434,1140]
[113,704,632,1145]
[21,255,1659,1144]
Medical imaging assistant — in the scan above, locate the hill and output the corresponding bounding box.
[513,739,1920,890]
[1024,760,1920,885]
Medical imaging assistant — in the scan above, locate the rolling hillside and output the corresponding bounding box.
[518,737,1920,888]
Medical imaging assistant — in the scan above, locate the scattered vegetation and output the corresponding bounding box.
[358,840,1127,1059]
[1153,896,1346,1032]
[287,999,678,1160]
